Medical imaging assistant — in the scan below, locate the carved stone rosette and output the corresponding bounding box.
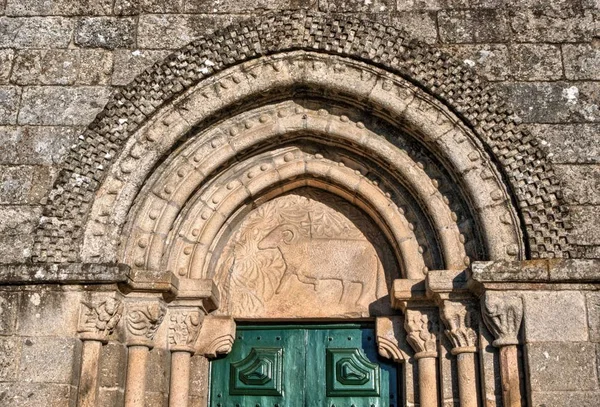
[440,300,478,355]
[77,296,124,343]
[404,308,438,359]
[125,299,167,348]
[481,292,523,347]
[168,308,202,353]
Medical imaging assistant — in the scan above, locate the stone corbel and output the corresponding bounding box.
[375,316,408,363]
[195,315,237,358]
[76,293,124,407]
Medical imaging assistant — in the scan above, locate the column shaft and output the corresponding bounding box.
[456,352,478,407]
[125,345,150,407]
[77,340,103,407]
[169,351,192,407]
[418,357,439,407]
[500,345,522,407]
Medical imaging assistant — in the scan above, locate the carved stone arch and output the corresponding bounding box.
[34,11,569,267]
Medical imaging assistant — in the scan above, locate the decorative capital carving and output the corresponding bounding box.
[168,308,203,353]
[375,316,408,363]
[125,299,167,348]
[195,315,236,358]
[440,300,478,354]
[77,296,123,343]
[404,308,439,359]
[481,292,523,347]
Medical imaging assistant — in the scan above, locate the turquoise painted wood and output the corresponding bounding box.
[209,324,400,407]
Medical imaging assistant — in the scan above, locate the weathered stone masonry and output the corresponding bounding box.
[0,2,599,407]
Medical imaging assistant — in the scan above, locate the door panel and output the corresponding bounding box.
[209,324,399,407]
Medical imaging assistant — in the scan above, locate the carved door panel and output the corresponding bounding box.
[209,324,399,407]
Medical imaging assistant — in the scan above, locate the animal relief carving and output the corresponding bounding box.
[78,297,123,342]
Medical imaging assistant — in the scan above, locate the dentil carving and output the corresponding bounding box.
[404,308,438,358]
[78,297,123,342]
[482,292,523,347]
[440,300,478,354]
[125,300,167,346]
[168,309,202,351]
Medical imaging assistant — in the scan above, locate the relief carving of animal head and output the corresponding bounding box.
[257,224,300,249]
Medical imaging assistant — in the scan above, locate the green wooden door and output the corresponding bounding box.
[209,324,400,407]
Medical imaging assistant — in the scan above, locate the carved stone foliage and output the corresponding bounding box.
[213,188,395,318]
[440,300,478,354]
[78,297,123,342]
[168,309,202,352]
[125,300,167,347]
[404,308,439,359]
[482,292,523,347]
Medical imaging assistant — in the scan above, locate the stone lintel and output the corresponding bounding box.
[0,263,129,285]
[173,278,220,312]
[469,260,600,293]
[391,278,429,310]
[118,268,179,300]
[426,269,472,302]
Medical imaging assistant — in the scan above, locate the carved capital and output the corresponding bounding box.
[77,296,123,343]
[375,316,408,363]
[440,300,478,354]
[195,315,236,358]
[404,308,438,359]
[168,308,203,353]
[125,299,167,348]
[481,292,523,347]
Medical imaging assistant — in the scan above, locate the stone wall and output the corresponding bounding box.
[0,1,599,407]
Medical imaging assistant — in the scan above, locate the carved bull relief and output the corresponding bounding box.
[212,188,397,318]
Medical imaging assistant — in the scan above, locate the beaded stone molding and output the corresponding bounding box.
[34,11,570,264]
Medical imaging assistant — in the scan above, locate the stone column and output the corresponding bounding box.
[404,308,439,407]
[440,300,478,407]
[76,295,123,407]
[124,298,167,407]
[481,291,523,407]
[168,308,203,407]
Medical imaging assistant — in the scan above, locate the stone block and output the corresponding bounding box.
[0,50,14,84]
[438,9,510,43]
[78,49,113,85]
[496,81,600,123]
[571,206,600,245]
[145,392,167,407]
[98,342,127,388]
[0,165,55,204]
[522,291,588,343]
[0,17,74,48]
[526,342,598,392]
[112,49,171,86]
[509,7,595,42]
[528,124,600,164]
[186,0,315,12]
[0,291,18,334]
[19,337,81,384]
[555,165,600,205]
[0,235,33,263]
[319,0,393,12]
[0,337,21,381]
[563,43,600,80]
[16,291,81,337]
[145,347,170,393]
[18,86,111,125]
[509,43,563,81]
[442,44,510,81]
[370,11,438,45]
[0,206,41,235]
[588,292,600,342]
[6,0,112,15]
[0,126,78,165]
[74,17,136,49]
[530,391,600,407]
[189,355,209,398]
[97,388,124,407]
[0,383,77,406]
[11,50,80,85]
[0,86,20,124]
[137,14,245,49]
